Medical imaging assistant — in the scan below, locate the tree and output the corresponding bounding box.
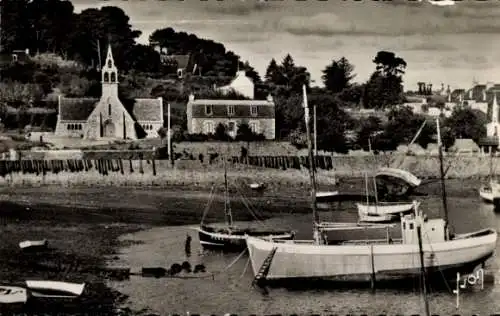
[364,51,407,109]
[235,122,260,141]
[321,57,355,93]
[214,123,231,141]
[444,107,486,142]
[357,116,382,150]
[264,58,280,84]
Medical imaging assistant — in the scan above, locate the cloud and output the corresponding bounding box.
[402,42,455,52]
[439,54,490,69]
[202,1,280,16]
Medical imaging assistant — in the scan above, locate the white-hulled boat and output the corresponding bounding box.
[356,202,414,216]
[479,180,500,203]
[245,86,498,285]
[19,239,48,251]
[358,209,397,223]
[315,191,339,202]
[0,286,28,304]
[25,281,85,298]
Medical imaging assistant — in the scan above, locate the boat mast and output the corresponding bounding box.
[302,85,320,244]
[436,118,449,239]
[223,152,233,228]
[416,205,431,316]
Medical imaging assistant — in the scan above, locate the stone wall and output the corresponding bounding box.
[0,154,498,189]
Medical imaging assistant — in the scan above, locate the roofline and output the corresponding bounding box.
[189,99,273,105]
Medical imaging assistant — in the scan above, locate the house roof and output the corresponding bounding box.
[450,138,479,152]
[59,97,99,121]
[130,98,163,122]
[188,99,274,106]
[59,97,163,122]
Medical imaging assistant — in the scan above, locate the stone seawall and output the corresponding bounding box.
[0,154,496,189]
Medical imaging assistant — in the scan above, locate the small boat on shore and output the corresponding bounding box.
[356,202,414,216]
[315,191,339,202]
[19,239,48,252]
[0,286,28,304]
[479,180,500,204]
[25,280,85,298]
[249,183,265,191]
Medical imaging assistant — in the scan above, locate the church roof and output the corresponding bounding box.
[59,97,99,121]
[130,98,163,121]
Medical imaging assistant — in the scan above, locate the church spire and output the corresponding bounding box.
[493,92,499,124]
[101,43,119,98]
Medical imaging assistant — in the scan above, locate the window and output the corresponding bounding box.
[111,73,116,83]
[108,60,112,68]
[402,222,406,229]
[104,72,109,82]
[12,54,18,62]
[227,105,235,116]
[67,124,70,130]
[228,122,235,132]
[249,121,259,134]
[108,104,112,116]
[409,223,414,230]
[250,105,258,116]
[205,105,213,116]
[204,121,214,134]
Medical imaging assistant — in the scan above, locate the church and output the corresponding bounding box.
[54,45,164,139]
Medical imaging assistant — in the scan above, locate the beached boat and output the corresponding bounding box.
[356,202,414,216]
[315,191,339,202]
[196,156,294,252]
[19,239,48,251]
[25,280,85,298]
[0,286,28,304]
[358,209,397,223]
[246,86,497,285]
[249,183,265,190]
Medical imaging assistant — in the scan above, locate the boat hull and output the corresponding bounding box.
[315,191,339,203]
[246,229,497,282]
[358,212,396,223]
[479,187,500,204]
[25,281,85,298]
[197,227,294,252]
[356,203,414,216]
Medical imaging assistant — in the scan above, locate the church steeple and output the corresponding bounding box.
[101,44,118,98]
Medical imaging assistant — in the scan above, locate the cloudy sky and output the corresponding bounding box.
[72,0,500,91]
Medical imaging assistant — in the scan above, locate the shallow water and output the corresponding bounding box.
[108,195,500,315]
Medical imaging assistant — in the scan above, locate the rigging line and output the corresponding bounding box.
[200,184,216,225]
[240,256,250,279]
[232,182,264,219]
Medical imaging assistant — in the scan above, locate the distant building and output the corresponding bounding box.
[216,70,255,99]
[55,45,163,139]
[186,94,276,140]
[0,48,30,67]
[478,90,500,153]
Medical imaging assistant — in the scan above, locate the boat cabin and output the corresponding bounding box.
[401,214,446,244]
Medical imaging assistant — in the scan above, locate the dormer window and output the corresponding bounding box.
[205,105,213,116]
[250,105,258,116]
[227,105,235,116]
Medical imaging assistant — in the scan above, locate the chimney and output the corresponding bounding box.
[188,93,195,102]
[417,82,423,94]
[427,83,432,95]
[25,48,29,55]
[267,94,273,102]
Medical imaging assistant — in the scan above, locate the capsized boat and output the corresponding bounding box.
[196,156,294,252]
[25,281,85,298]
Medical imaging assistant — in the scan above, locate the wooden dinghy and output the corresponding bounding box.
[19,239,49,252]
[25,281,85,298]
[0,286,28,304]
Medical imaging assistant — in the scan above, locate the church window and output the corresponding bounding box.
[108,104,112,116]
[111,73,116,83]
[78,124,82,130]
[108,60,112,68]
[104,72,109,82]
[149,125,152,130]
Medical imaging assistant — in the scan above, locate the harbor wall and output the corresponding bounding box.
[0,154,497,189]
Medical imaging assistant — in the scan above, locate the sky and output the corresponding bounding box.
[71,0,500,92]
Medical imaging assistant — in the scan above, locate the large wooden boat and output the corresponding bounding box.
[246,86,498,285]
[196,156,294,252]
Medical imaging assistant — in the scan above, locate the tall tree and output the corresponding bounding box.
[264,58,280,84]
[321,57,356,93]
